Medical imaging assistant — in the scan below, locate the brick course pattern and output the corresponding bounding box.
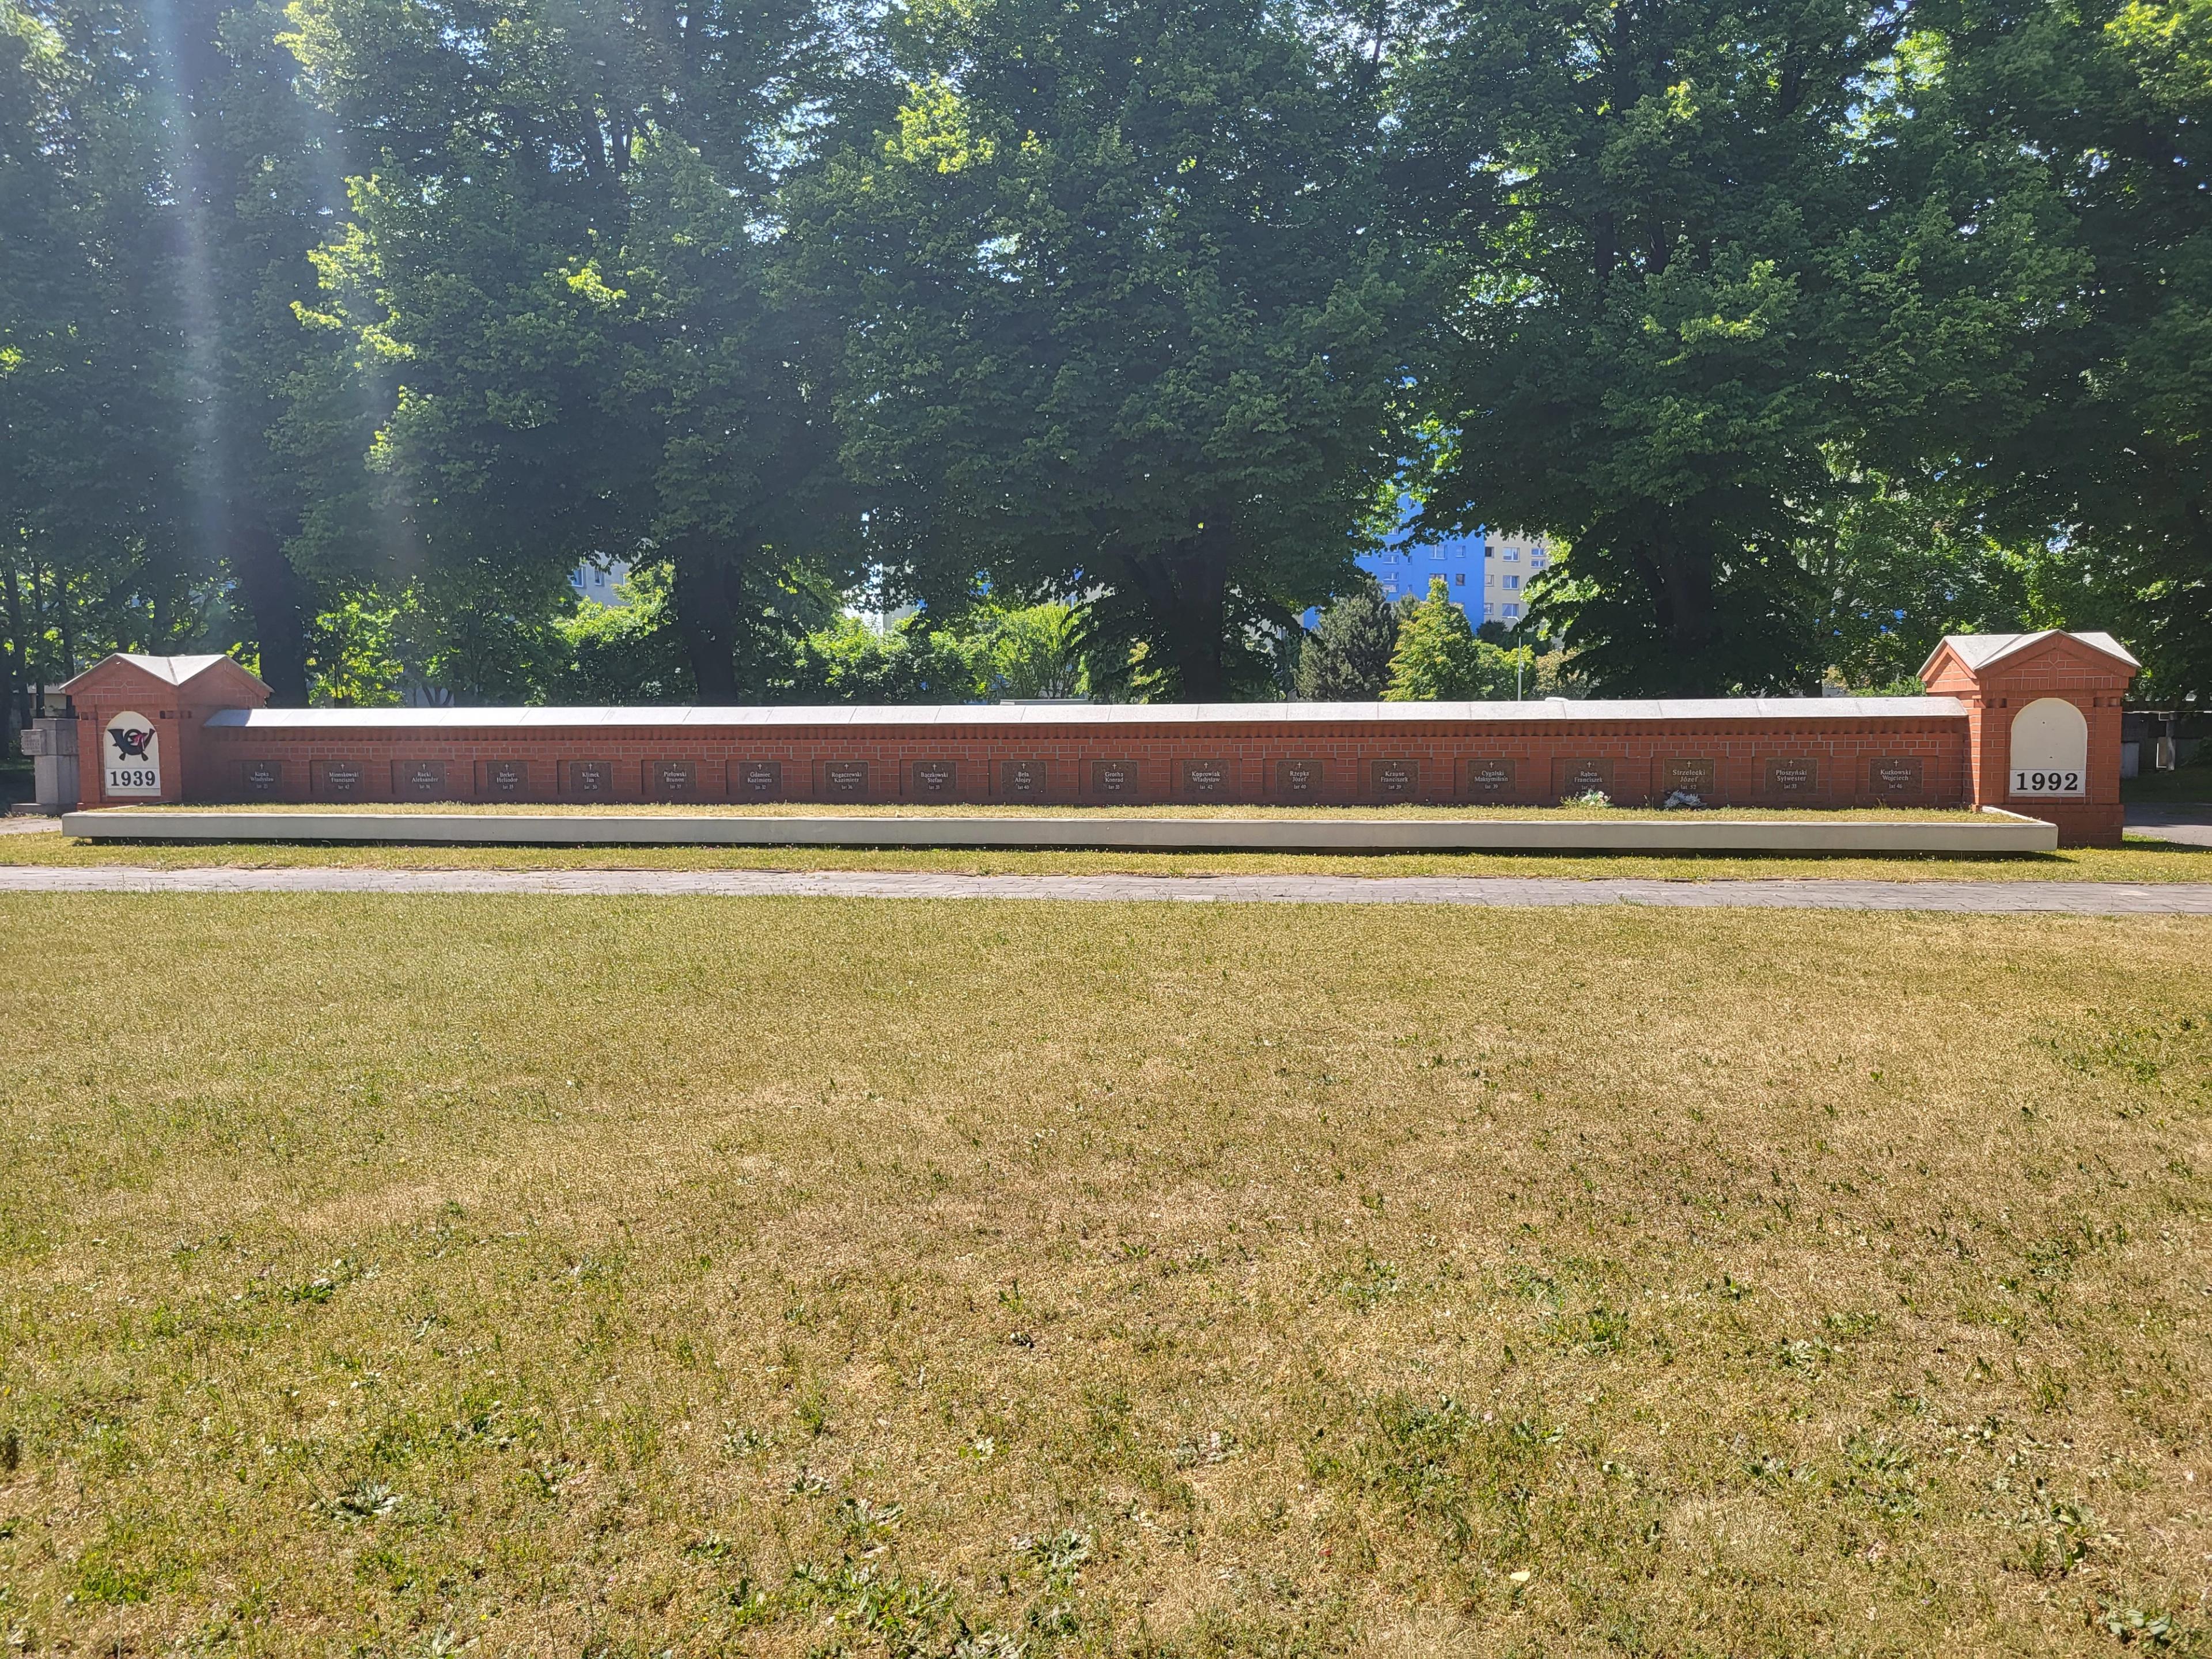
[59,632,2141,845]
[111,710,1976,812]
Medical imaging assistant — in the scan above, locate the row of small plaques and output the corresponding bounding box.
[238,753,1930,803]
[239,758,785,800]
[252,757,1147,800]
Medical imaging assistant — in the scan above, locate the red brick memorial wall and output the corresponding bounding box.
[61,632,2141,843]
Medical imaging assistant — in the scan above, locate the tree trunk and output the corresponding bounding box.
[671,540,746,703]
[54,564,74,682]
[1629,526,1722,695]
[230,522,313,705]
[1122,520,1233,700]
[2,560,27,747]
[27,562,47,707]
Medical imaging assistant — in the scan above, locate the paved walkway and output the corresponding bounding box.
[0,865,2208,912]
[2127,804,2212,848]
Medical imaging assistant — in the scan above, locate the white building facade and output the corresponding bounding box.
[572,559,633,607]
[1477,529,1551,627]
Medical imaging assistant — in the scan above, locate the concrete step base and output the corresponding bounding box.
[59,808,2061,855]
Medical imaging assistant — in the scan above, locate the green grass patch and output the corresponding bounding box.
[2124,758,2212,805]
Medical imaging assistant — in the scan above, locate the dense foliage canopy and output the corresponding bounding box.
[2,0,2206,718]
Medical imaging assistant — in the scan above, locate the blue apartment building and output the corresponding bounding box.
[1304,505,1551,630]
[1363,517,1487,618]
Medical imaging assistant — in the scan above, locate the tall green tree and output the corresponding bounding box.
[1803,478,2037,691]
[2,0,351,710]
[158,0,348,702]
[1295,576,1399,699]
[282,0,845,699]
[972,601,1092,700]
[795,0,1410,699]
[5,0,202,719]
[1382,574,1528,698]
[1923,0,2212,703]
[1395,0,2056,695]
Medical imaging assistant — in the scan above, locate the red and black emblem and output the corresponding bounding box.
[109,724,156,760]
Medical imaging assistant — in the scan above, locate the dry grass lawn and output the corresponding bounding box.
[0,897,2207,1658]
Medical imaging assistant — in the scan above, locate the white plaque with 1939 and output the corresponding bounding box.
[103,710,162,797]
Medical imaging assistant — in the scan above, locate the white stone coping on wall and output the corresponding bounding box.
[201,695,1968,730]
[60,809,2059,854]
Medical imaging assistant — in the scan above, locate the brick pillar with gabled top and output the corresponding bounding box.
[59,654,273,807]
[1919,631,2139,847]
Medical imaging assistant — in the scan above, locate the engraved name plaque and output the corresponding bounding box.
[646,759,702,799]
[1868,757,1925,800]
[562,759,616,799]
[1090,760,1141,800]
[1180,759,1230,798]
[1554,758,1615,798]
[1659,757,1718,800]
[393,760,448,799]
[1000,759,1049,798]
[911,760,959,797]
[1464,759,1517,799]
[1370,759,1419,799]
[1762,757,1820,796]
[313,760,369,800]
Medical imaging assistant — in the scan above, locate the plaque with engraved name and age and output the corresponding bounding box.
[645,759,703,799]
[821,760,870,798]
[1180,759,1231,798]
[910,759,960,797]
[1463,758,1517,800]
[734,760,782,799]
[1658,757,1719,801]
[1277,759,1325,801]
[1370,759,1419,800]
[237,760,283,797]
[313,760,369,800]
[1553,757,1615,799]
[479,759,529,796]
[1090,760,1141,800]
[1762,757,1820,796]
[393,760,449,799]
[1867,757,1925,800]
[1000,759,1050,798]
[562,759,616,799]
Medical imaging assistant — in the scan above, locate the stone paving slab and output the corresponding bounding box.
[0,865,2209,912]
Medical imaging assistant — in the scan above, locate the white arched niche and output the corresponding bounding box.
[2008,697,2088,797]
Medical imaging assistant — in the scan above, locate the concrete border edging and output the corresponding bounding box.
[59,809,2062,855]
